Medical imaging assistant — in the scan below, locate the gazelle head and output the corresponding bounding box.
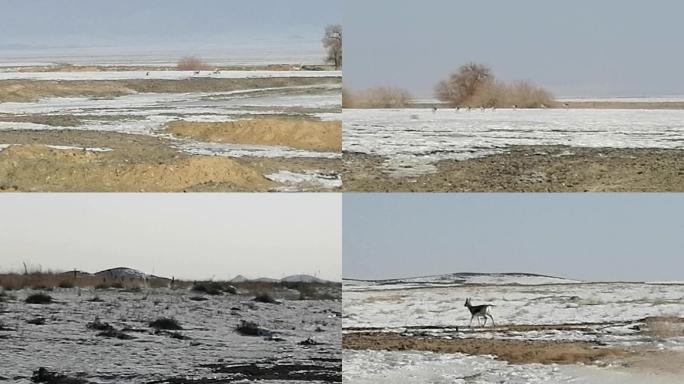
[464,298,471,307]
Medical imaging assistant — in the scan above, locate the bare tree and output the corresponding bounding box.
[322,24,342,69]
[434,62,493,106]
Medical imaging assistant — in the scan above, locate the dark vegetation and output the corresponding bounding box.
[31,367,89,384]
[149,317,183,330]
[235,320,272,337]
[26,293,53,304]
[253,293,278,304]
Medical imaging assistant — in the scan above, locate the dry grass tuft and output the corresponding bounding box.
[344,86,413,108]
[177,56,212,71]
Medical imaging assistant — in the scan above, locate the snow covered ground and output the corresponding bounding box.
[343,108,684,175]
[343,275,684,347]
[343,349,682,384]
[0,70,341,81]
[0,85,341,160]
[343,275,684,383]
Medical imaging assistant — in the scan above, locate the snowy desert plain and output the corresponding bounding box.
[0,267,342,383]
[0,61,341,192]
[342,273,684,383]
[342,105,684,192]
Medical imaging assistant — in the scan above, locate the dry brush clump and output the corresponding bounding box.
[642,316,684,339]
[0,271,151,291]
[25,292,53,304]
[176,56,212,71]
[435,62,554,108]
[344,86,414,108]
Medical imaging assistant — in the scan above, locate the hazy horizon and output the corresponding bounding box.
[345,0,684,98]
[343,194,684,282]
[0,0,341,64]
[0,194,342,281]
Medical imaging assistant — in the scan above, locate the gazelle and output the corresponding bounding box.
[465,298,495,327]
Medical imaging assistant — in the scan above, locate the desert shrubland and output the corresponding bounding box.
[435,62,554,108]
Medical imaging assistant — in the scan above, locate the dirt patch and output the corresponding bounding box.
[0,144,272,192]
[166,118,341,152]
[562,101,684,110]
[0,130,340,191]
[0,77,340,102]
[343,145,684,192]
[343,332,632,365]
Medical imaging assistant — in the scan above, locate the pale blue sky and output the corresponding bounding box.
[0,194,341,281]
[343,194,684,282]
[0,0,340,63]
[344,0,684,97]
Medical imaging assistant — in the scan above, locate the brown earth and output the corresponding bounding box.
[166,118,341,152]
[0,77,340,102]
[343,332,632,365]
[343,145,684,192]
[561,101,684,110]
[0,144,273,192]
[0,130,341,192]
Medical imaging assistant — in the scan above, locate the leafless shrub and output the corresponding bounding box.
[435,62,554,108]
[322,24,342,69]
[176,56,211,71]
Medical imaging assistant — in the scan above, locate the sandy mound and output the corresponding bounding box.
[0,145,272,192]
[343,332,631,365]
[166,118,341,152]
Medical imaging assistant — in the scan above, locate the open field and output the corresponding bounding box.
[342,274,684,383]
[0,277,341,383]
[342,108,684,191]
[0,67,341,192]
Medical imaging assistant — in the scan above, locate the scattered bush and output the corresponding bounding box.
[149,317,182,330]
[177,56,211,71]
[57,280,74,289]
[25,293,53,304]
[192,281,223,295]
[298,337,321,346]
[235,320,271,337]
[344,86,413,108]
[435,62,554,108]
[86,318,114,332]
[31,367,88,384]
[254,293,278,304]
[189,296,209,301]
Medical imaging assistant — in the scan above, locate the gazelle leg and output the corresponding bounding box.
[483,316,487,326]
[469,316,474,327]
[477,317,481,326]
[488,314,495,326]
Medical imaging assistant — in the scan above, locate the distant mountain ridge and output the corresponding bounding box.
[344,272,580,286]
[53,267,332,283]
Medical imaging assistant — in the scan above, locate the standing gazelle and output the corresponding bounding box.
[464,298,495,327]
